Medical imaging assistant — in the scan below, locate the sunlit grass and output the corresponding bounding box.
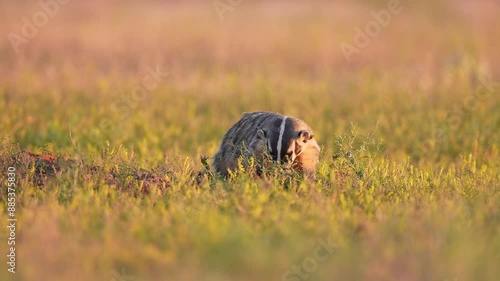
[0,1,499,281]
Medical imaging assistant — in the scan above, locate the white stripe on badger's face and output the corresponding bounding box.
[276,116,288,162]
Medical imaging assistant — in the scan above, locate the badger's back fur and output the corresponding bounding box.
[213,112,320,177]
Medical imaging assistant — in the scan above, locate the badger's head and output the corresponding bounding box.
[250,118,320,175]
[283,130,320,175]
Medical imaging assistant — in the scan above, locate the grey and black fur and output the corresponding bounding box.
[213,112,320,177]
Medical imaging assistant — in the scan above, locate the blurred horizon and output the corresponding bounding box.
[2,0,499,85]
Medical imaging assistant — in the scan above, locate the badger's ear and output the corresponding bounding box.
[256,129,267,139]
[298,131,313,143]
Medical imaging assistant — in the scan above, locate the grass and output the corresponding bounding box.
[0,1,499,281]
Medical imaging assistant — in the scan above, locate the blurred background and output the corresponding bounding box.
[1,1,499,281]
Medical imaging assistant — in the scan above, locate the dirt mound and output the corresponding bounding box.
[3,150,78,186]
[104,166,170,194]
[2,150,170,193]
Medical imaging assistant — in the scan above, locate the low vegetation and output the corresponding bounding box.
[1,1,499,281]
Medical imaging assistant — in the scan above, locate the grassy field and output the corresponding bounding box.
[1,1,499,280]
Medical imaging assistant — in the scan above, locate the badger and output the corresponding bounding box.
[213,111,320,177]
